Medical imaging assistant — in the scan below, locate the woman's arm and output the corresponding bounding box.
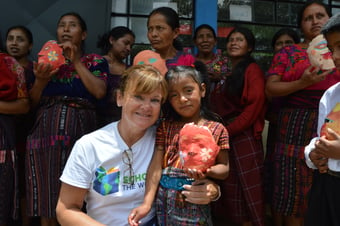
[61,41,107,99]
[73,60,107,99]
[128,146,164,226]
[56,183,105,226]
[30,62,56,108]
[265,66,331,98]
[0,98,29,114]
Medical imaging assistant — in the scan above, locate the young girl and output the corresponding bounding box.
[129,61,229,225]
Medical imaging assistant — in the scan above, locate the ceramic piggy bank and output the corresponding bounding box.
[179,123,219,171]
[133,50,167,76]
[307,34,335,70]
[38,40,65,70]
[320,102,340,140]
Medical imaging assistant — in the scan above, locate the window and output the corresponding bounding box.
[217,0,340,71]
[111,0,340,70]
[111,0,194,63]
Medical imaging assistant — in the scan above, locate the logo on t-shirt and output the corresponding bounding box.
[93,166,119,195]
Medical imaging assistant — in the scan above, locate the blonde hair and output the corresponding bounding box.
[119,64,168,103]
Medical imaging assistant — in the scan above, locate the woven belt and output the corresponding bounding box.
[327,169,340,178]
[40,96,95,109]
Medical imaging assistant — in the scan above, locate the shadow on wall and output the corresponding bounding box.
[0,0,111,60]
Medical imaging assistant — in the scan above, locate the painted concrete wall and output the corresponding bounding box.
[0,0,111,60]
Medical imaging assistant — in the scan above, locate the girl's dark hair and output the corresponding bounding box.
[225,26,255,97]
[164,61,222,122]
[58,12,87,51]
[148,7,182,50]
[193,24,217,40]
[297,1,331,28]
[271,28,300,49]
[6,25,33,45]
[97,26,135,54]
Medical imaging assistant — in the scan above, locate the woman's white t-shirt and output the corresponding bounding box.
[60,121,156,226]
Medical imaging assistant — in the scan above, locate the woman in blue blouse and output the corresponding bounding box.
[25,12,109,226]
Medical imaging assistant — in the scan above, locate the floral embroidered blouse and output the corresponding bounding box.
[41,53,108,103]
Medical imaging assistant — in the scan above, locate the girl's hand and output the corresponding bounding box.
[184,168,206,180]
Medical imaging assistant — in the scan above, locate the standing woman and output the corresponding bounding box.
[0,39,30,225]
[6,25,34,78]
[193,24,230,92]
[147,6,195,68]
[265,1,339,226]
[26,12,108,226]
[96,26,135,126]
[210,27,266,226]
[271,28,300,54]
[263,27,300,214]
[5,25,35,226]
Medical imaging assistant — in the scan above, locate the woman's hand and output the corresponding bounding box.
[300,65,332,87]
[181,179,220,205]
[33,62,57,83]
[60,41,81,64]
[128,204,151,226]
[30,62,59,108]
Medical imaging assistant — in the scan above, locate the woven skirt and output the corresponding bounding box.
[0,115,18,224]
[26,99,96,218]
[271,107,316,217]
[212,128,265,226]
[156,167,212,226]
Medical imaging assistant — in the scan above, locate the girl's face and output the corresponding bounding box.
[147,13,179,54]
[325,31,340,71]
[110,34,135,61]
[301,3,329,42]
[194,28,217,55]
[227,32,251,59]
[6,28,32,60]
[57,15,87,45]
[117,87,163,131]
[168,75,206,122]
[274,34,296,53]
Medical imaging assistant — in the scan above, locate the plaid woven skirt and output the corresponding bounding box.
[156,167,212,226]
[270,107,316,217]
[26,98,97,218]
[212,128,265,226]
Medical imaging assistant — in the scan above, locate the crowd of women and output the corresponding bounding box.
[1,1,340,226]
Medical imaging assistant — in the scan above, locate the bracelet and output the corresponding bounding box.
[211,184,221,202]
